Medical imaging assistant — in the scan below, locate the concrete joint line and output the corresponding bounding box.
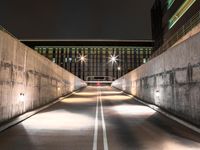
[93,88,109,150]
[122,91,200,134]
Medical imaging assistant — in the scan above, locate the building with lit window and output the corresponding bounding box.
[151,0,200,56]
[22,40,153,80]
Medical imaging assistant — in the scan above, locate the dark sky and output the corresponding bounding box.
[0,0,154,40]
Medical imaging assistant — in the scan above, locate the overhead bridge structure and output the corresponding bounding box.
[0,29,200,150]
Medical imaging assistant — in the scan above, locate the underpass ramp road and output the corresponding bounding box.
[0,86,200,150]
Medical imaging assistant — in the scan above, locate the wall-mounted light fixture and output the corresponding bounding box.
[19,93,25,102]
[155,90,160,97]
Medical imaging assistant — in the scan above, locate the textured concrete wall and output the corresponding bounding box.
[0,31,86,124]
[174,22,200,47]
[112,32,200,126]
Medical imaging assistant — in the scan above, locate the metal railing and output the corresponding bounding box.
[0,25,17,39]
[151,10,200,59]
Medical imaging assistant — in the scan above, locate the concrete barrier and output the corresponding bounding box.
[0,31,86,124]
[112,32,200,127]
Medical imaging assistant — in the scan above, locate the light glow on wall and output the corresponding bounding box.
[122,79,126,91]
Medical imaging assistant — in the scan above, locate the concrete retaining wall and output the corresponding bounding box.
[112,32,200,127]
[0,31,86,124]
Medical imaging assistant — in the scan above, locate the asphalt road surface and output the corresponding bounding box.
[0,86,200,150]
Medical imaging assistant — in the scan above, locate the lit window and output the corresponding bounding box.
[168,0,175,9]
[169,0,196,29]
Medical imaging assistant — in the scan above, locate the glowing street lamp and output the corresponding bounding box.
[109,54,118,65]
[78,54,87,63]
[117,66,121,71]
[80,56,85,61]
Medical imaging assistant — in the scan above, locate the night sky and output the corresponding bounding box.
[0,0,154,40]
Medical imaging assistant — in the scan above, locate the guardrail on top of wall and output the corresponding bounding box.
[0,25,17,39]
[151,10,200,59]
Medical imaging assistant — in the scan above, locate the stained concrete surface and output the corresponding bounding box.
[112,31,200,126]
[0,86,199,150]
[0,30,86,124]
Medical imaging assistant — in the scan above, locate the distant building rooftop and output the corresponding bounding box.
[21,39,154,48]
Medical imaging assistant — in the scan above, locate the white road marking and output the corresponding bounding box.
[93,89,99,150]
[99,88,109,150]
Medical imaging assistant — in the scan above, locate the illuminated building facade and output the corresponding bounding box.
[151,0,200,54]
[22,41,153,80]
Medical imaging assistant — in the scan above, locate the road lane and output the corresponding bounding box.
[100,86,200,150]
[0,86,199,150]
[0,87,98,150]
